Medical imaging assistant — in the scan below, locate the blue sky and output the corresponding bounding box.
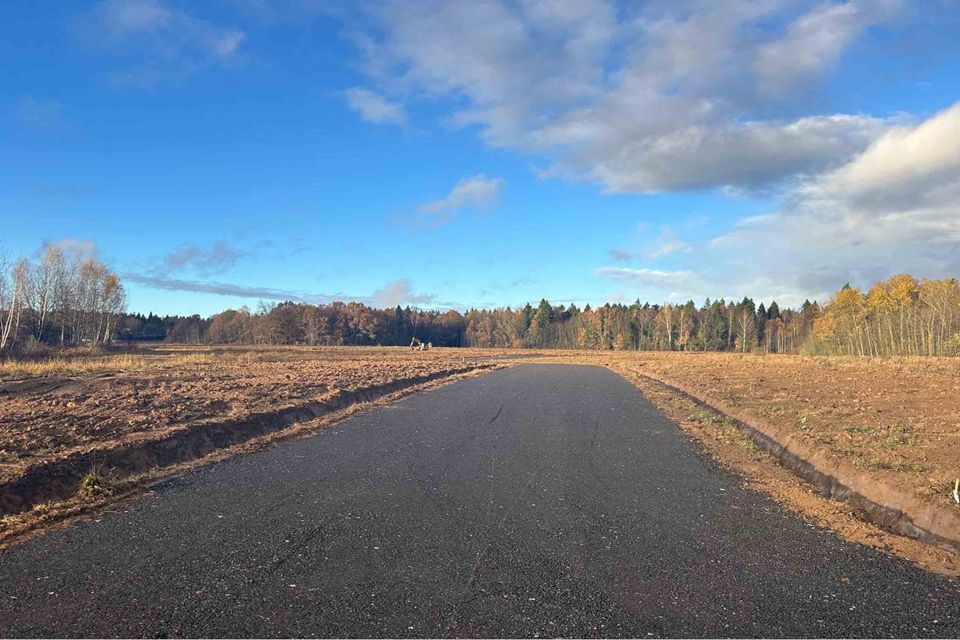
[3,1,960,316]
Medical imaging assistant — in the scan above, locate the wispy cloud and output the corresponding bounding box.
[81,0,246,87]
[123,273,335,303]
[645,228,693,260]
[610,227,691,264]
[125,273,447,310]
[478,276,532,297]
[20,182,94,201]
[40,238,100,263]
[155,241,246,277]
[595,267,696,289]
[342,87,407,126]
[411,174,504,226]
[646,241,691,260]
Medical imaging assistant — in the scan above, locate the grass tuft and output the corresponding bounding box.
[77,466,117,498]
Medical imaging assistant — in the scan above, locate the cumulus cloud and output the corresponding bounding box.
[342,87,407,125]
[806,102,960,213]
[715,101,960,273]
[370,279,435,307]
[82,0,246,86]
[411,174,504,225]
[599,101,960,307]
[355,0,902,193]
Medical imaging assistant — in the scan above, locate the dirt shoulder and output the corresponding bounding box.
[618,368,960,576]
[612,353,959,504]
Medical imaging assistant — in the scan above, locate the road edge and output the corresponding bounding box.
[608,364,960,573]
[0,364,504,549]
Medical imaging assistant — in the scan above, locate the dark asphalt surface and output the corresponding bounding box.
[1,364,958,637]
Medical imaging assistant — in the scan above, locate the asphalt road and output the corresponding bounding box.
[1,364,958,637]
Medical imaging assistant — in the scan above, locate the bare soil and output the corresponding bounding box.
[0,346,496,521]
[0,346,487,472]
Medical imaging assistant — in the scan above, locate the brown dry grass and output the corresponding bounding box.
[0,344,481,379]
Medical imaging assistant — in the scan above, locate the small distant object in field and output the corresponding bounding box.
[409,338,432,351]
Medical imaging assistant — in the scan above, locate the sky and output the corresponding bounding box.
[2,0,960,316]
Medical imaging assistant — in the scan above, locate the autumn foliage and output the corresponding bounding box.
[0,245,126,353]
[3,243,959,358]
[809,275,960,356]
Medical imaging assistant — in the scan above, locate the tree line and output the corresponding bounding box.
[115,296,817,353]
[807,275,960,356]
[2,244,957,357]
[0,244,126,353]
[118,275,960,356]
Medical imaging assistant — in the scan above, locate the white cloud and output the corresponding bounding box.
[647,240,691,260]
[126,273,442,309]
[342,87,407,125]
[356,0,903,193]
[642,226,692,260]
[154,241,246,276]
[84,0,246,86]
[43,238,100,263]
[370,279,435,307]
[652,101,960,306]
[414,174,504,224]
[807,101,960,212]
[595,267,696,289]
[754,0,900,97]
[100,0,171,33]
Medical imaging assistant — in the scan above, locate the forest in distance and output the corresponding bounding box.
[1,243,959,357]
